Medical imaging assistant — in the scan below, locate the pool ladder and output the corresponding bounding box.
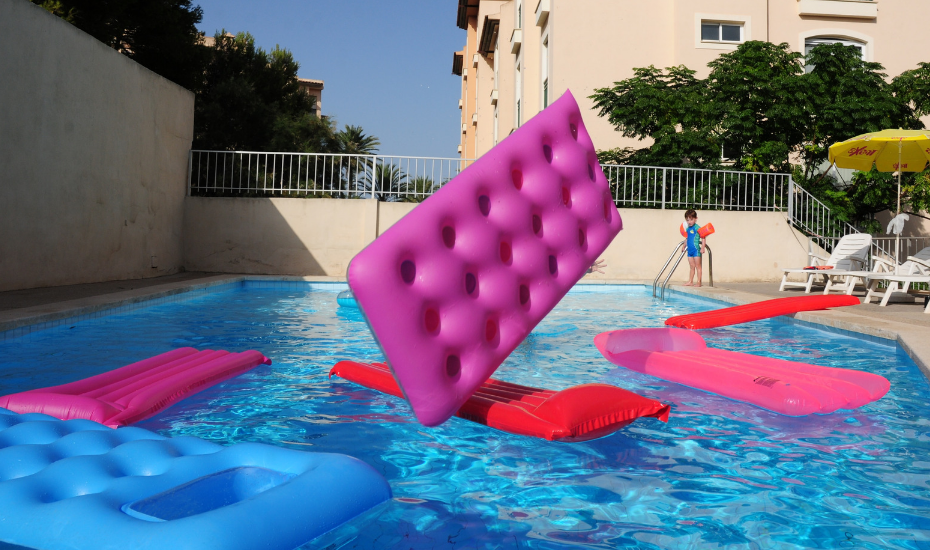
[652,242,713,299]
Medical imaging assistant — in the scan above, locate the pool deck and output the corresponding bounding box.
[1,273,928,380]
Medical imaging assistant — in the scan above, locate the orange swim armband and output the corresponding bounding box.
[679,222,715,238]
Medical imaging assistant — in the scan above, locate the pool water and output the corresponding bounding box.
[1,283,929,549]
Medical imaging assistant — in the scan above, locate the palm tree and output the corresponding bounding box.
[401,176,438,203]
[361,162,406,201]
[336,125,380,155]
[335,125,380,195]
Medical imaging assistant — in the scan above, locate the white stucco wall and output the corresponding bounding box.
[0,0,194,292]
[183,197,811,282]
[183,197,378,276]
[593,208,812,283]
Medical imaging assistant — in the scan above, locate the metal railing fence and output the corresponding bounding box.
[600,165,791,212]
[188,151,475,202]
[786,179,860,253]
[188,151,902,258]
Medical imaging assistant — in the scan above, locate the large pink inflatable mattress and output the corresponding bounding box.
[594,328,889,416]
[0,347,270,427]
[348,91,623,426]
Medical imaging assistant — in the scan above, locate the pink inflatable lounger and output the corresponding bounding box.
[594,328,889,416]
[0,347,271,427]
[348,90,623,426]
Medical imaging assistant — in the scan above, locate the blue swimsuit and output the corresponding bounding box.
[685,224,702,257]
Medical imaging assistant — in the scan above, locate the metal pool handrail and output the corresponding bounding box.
[654,242,714,299]
[654,241,686,297]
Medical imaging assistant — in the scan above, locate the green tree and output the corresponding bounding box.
[193,32,336,153]
[591,40,930,227]
[328,125,381,194]
[705,42,806,173]
[31,0,209,90]
[794,47,927,230]
[592,41,922,175]
[590,65,718,167]
[401,176,439,203]
[361,163,405,202]
[893,62,930,118]
[799,44,919,180]
[336,125,381,155]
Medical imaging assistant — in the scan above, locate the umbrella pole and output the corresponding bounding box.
[896,140,902,275]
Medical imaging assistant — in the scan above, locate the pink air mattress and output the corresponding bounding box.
[348,90,623,426]
[0,348,271,427]
[593,328,889,416]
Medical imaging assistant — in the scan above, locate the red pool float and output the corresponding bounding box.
[665,295,860,329]
[330,361,670,442]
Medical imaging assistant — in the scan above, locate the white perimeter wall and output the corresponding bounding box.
[0,0,194,292]
[184,197,812,283]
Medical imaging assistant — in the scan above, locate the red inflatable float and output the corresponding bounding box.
[330,361,670,442]
[665,295,860,330]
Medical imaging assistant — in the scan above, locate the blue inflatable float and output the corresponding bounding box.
[337,289,358,308]
[0,408,391,550]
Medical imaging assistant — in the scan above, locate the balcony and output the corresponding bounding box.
[490,89,499,105]
[479,15,500,56]
[535,0,550,27]
[797,0,877,19]
[473,53,480,67]
[458,99,463,110]
[510,28,523,54]
[472,113,478,125]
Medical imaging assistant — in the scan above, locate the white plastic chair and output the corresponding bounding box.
[863,247,930,310]
[779,233,872,293]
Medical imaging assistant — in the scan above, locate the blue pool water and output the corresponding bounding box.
[1,283,929,549]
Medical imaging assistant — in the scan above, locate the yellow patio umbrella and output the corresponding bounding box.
[828,129,930,272]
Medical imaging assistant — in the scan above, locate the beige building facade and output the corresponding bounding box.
[297,78,324,118]
[453,0,929,159]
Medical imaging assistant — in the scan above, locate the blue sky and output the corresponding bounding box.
[194,0,464,157]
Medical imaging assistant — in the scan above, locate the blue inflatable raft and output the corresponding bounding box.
[0,408,391,550]
[337,289,358,308]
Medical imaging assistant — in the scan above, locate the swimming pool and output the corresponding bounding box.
[1,283,928,549]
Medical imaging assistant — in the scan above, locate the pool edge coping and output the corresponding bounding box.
[2,275,927,383]
[0,275,340,340]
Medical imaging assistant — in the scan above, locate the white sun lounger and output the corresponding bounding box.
[863,253,930,312]
[822,246,930,297]
[780,233,872,293]
[822,246,929,297]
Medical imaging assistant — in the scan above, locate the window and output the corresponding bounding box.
[701,22,743,43]
[804,36,865,72]
[804,36,864,57]
[722,142,740,162]
[541,36,549,109]
[493,105,499,146]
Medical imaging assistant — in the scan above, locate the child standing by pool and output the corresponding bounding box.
[680,209,707,287]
